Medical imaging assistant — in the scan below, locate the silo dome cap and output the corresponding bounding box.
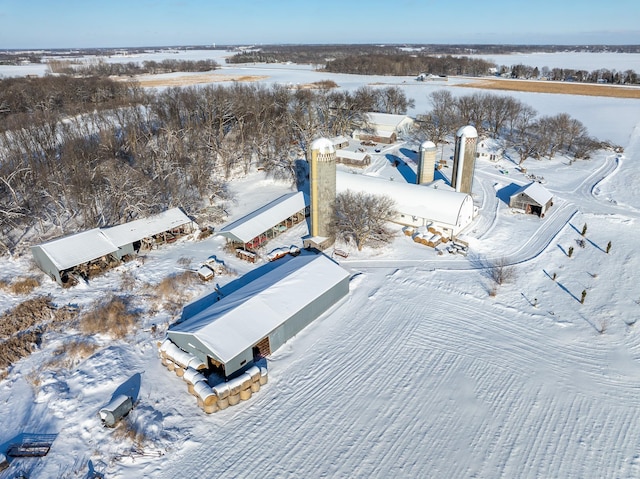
[420,140,437,150]
[311,137,335,154]
[456,125,478,138]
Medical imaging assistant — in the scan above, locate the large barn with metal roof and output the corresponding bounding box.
[167,251,350,378]
[336,170,476,238]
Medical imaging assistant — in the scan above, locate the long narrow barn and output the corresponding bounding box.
[167,252,350,378]
[336,170,476,238]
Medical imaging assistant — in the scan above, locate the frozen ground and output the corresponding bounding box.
[0,53,640,478]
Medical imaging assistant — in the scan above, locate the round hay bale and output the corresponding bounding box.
[175,366,185,378]
[166,360,176,371]
[212,382,230,399]
[246,365,261,382]
[187,382,196,395]
[240,388,252,401]
[241,373,252,390]
[217,397,229,410]
[183,367,206,386]
[228,393,241,406]
[250,381,261,393]
[197,397,204,408]
[204,402,219,414]
[227,376,244,395]
[194,381,217,407]
[160,356,169,366]
[259,367,268,385]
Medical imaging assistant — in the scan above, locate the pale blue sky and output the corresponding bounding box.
[1,0,639,49]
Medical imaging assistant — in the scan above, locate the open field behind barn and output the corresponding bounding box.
[133,73,268,87]
[457,78,640,98]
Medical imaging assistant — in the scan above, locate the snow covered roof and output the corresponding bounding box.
[217,191,309,244]
[421,140,437,150]
[330,135,350,146]
[365,112,414,131]
[168,252,350,364]
[311,138,335,154]
[101,207,193,248]
[336,171,472,227]
[336,149,370,162]
[511,181,553,206]
[34,228,118,271]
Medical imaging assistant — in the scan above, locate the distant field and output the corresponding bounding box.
[457,78,640,99]
[133,73,268,87]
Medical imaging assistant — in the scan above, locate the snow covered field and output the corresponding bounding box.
[1,51,640,478]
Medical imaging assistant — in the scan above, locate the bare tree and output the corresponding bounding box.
[331,191,396,251]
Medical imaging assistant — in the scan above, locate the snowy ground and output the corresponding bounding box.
[1,52,640,479]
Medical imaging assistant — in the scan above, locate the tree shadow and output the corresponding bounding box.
[112,372,142,403]
[555,281,580,303]
[585,237,606,253]
[496,182,522,205]
[434,168,449,184]
[557,244,568,256]
[385,154,416,183]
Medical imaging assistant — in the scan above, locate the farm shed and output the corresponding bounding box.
[102,207,196,259]
[353,112,415,144]
[31,229,119,286]
[336,149,371,167]
[336,171,476,238]
[216,191,309,251]
[330,135,350,149]
[168,252,350,378]
[509,181,553,217]
[31,207,195,285]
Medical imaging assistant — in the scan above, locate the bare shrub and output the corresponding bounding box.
[0,278,9,290]
[80,296,138,339]
[0,296,55,339]
[121,271,136,291]
[46,340,99,369]
[0,331,42,371]
[9,276,41,295]
[176,256,193,268]
[112,419,148,452]
[488,257,516,286]
[25,368,43,394]
[155,271,197,299]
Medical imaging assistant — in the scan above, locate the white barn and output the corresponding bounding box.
[353,112,415,144]
[509,182,553,217]
[168,252,350,378]
[336,171,476,238]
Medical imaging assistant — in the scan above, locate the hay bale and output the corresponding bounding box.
[187,382,196,395]
[160,356,169,367]
[259,367,268,385]
[166,360,176,371]
[212,382,231,399]
[193,381,217,407]
[175,366,185,377]
[239,388,252,401]
[250,381,261,393]
[227,376,245,395]
[196,397,204,409]
[183,367,206,386]
[246,365,261,382]
[228,393,241,406]
[217,397,229,410]
[241,373,252,390]
[203,402,219,414]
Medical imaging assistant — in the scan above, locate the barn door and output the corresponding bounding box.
[253,337,271,359]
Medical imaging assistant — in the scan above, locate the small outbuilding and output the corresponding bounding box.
[335,149,371,167]
[168,252,350,378]
[509,181,553,217]
[353,112,415,144]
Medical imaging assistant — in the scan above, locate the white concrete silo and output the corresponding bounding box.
[416,140,438,184]
[309,138,337,239]
[451,125,478,194]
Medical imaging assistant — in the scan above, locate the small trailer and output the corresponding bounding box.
[99,394,134,427]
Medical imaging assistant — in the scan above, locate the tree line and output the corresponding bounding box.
[0,75,413,254]
[416,90,603,164]
[47,58,219,77]
[324,54,493,76]
[501,64,639,85]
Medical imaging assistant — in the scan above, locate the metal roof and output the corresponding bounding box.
[511,181,553,206]
[34,228,118,271]
[216,191,308,244]
[101,207,193,248]
[168,252,350,364]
